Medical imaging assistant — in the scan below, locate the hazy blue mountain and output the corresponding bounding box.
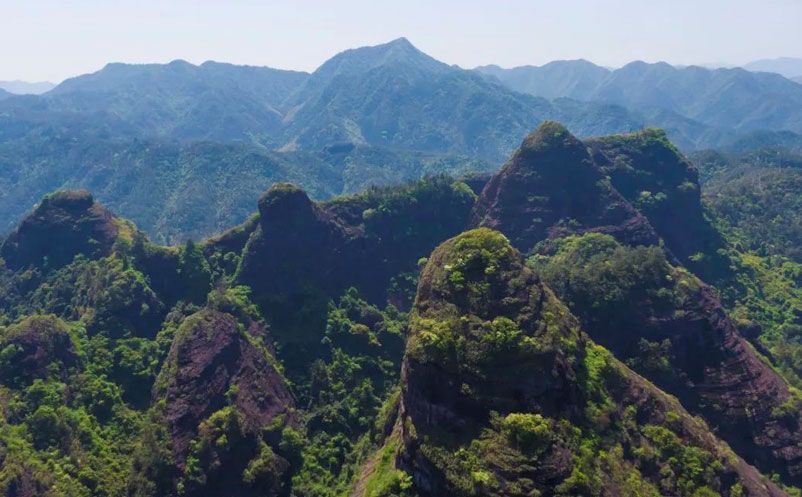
[0,88,10,100]
[475,59,610,99]
[478,59,802,144]
[0,80,56,95]
[0,39,643,162]
[743,57,802,78]
[724,129,802,154]
[21,60,310,145]
[794,76,802,84]
[281,38,640,160]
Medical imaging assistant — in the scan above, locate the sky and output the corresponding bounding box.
[1,0,801,83]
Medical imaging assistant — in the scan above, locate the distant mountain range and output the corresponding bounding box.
[743,57,802,79]
[0,39,641,160]
[0,80,56,95]
[475,59,802,147]
[1,38,802,241]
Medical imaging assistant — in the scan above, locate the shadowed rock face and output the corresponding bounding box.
[534,234,802,487]
[156,309,295,465]
[471,121,659,253]
[151,307,296,497]
[587,130,731,281]
[397,229,788,497]
[1,190,119,270]
[238,183,360,300]
[235,180,476,378]
[609,281,802,483]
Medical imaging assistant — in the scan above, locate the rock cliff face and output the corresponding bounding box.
[154,299,296,496]
[471,122,659,253]
[587,129,730,280]
[238,183,361,301]
[235,179,476,377]
[534,234,802,486]
[1,190,120,270]
[397,229,787,497]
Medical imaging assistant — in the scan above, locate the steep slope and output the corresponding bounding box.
[471,121,659,253]
[0,40,642,162]
[0,190,120,270]
[282,39,639,161]
[236,178,477,377]
[394,228,786,497]
[587,129,730,279]
[533,233,802,487]
[150,291,298,497]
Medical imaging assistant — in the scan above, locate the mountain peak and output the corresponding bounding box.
[1,189,120,270]
[309,37,449,80]
[472,121,659,252]
[385,36,414,48]
[519,120,582,156]
[257,182,313,220]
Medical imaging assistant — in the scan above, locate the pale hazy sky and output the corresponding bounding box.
[2,0,801,83]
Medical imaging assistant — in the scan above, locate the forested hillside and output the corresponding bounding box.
[1,123,802,497]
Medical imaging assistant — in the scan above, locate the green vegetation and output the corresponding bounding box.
[706,167,802,262]
[1,119,801,497]
[403,229,746,497]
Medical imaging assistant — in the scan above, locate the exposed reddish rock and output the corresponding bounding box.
[1,190,119,270]
[397,229,788,497]
[155,309,295,465]
[471,121,659,253]
[235,180,476,377]
[587,130,731,280]
[587,277,802,485]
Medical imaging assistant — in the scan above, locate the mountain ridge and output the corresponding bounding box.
[2,123,802,495]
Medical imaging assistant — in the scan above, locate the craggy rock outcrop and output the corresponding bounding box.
[238,180,476,303]
[535,233,802,487]
[397,228,787,497]
[238,183,361,300]
[1,190,119,270]
[154,304,296,496]
[471,122,659,253]
[613,282,802,485]
[587,129,730,280]
[235,180,476,376]
[156,308,295,462]
[0,315,77,386]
